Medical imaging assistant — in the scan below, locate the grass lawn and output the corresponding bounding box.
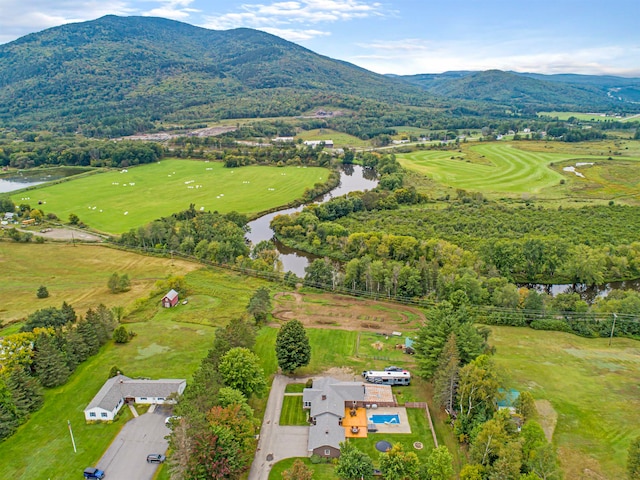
[0,242,199,326]
[296,128,371,148]
[489,326,640,480]
[284,383,307,393]
[0,264,272,480]
[11,159,328,233]
[268,457,335,479]
[350,408,434,464]
[279,396,308,426]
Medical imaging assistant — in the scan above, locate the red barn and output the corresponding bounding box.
[162,289,179,308]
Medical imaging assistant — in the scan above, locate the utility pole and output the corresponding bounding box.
[609,313,617,346]
[68,420,77,453]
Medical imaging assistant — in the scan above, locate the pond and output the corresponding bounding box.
[245,164,378,277]
[0,167,90,194]
[520,279,640,302]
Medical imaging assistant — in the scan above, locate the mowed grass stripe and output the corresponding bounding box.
[397,143,607,194]
[11,159,328,234]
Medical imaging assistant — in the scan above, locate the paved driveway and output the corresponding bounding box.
[97,406,171,480]
[248,375,310,480]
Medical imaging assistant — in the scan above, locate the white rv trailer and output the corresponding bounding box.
[361,370,411,385]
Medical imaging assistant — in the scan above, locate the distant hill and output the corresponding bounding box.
[398,70,640,112]
[0,15,433,133]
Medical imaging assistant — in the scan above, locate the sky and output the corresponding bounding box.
[0,0,639,77]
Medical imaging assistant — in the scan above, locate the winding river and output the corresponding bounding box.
[245,164,378,277]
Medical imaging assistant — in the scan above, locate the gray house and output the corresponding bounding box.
[303,377,395,458]
[84,374,186,421]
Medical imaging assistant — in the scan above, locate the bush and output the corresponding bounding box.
[36,285,49,298]
[530,318,572,333]
[113,326,131,344]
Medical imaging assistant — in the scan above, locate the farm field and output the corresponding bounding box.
[0,265,269,480]
[539,111,640,122]
[296,128,371,148]
[10,159,328,234]
[489,326,640,479]
[398,142,640,200]
[0,242,199,326]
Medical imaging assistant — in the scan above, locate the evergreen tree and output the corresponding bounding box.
[33,334,71,388]
[36,285,49,298]
[77,319,100,356]
[113,325,130,344]
[6,366,43,418]
[275,320,311,373]
[0,380,20,440]
[433,332,460,414]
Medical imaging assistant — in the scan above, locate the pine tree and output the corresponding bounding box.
[433,332,460,414]
[275,320,311,373]
[36,285,49,298]
[60,301,77,323]
[6,366,43,418]
[77,318,100,356]
[33,334,71,388]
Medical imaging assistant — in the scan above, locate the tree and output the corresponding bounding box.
[108,273,130,293]
[247,287,271,324]
[33,334,71,388]
[113,325,130,344]
[68,213,79,225]
[118,273,131,292]
[628,435,640,480]
[433,332,460,414]
[207,318,257,367]
[335,441,374,480]
[36,285,49,299]
[515,391,537,421]
[6,366,43,418]
[379,443,420,480]
[283,459,313,480]
[275,320,311,373]
[424,446,454,480]
[218,347,267,397]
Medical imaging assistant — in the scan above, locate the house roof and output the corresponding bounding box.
[84,374,186,412]
[163,289,179,301]
[303,377,366,418]
[308,411,345,451]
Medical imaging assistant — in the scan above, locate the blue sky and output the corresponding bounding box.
[1,0,639,76]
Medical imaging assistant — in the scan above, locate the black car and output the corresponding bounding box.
[146,454,166,464]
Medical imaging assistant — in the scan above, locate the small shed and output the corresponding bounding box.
[162,289,179,308]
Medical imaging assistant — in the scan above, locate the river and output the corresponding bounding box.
[245,164,378,277]
[0,167,90,194]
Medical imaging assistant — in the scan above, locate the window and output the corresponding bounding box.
[324,449,330,456]
[89,412,96,418]
[304,401,311,407]
[157,397,164,401]
[101,413,108,418]
[140,397,147,401]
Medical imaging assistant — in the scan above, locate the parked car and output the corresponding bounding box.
[146,454,166,464]
[83,467,105,479]
[384,366,404,372]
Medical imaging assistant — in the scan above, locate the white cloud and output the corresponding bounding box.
[141,0,199,21]
[260,27,331,41]
[351,38,640,77]
[202,0,383,31]
[0,1,135,42]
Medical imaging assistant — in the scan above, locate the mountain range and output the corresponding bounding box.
[0,15,639,133]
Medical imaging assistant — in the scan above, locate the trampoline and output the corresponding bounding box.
[375,440,392,452]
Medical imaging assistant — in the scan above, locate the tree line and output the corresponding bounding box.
[0,302,117,441]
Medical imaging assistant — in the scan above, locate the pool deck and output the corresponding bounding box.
[366,406,411,434]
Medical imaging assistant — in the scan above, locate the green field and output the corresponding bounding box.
[397,143,638,197]
[539,111,640,122]
[489,326,640,479]
[0,265,269,480]
[296,128,371,148]
[0,243,200,325]
[11,159,328,233]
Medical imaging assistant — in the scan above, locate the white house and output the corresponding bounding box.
[303,140,334,148]
[84,374,186,421]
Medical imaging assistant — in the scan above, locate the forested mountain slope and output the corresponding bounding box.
[0,15,434,132]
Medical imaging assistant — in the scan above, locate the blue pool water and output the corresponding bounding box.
[369,414,400,424]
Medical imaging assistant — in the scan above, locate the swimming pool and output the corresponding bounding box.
[369,414,400,424]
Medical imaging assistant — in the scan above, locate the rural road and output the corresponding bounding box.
[248,374,310,480]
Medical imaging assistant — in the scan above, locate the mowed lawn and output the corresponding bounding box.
[0,243,199,325]
[489,326,640,480]
[0,265,270,480]
[11,159,328,233]
[397,143,606,195]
